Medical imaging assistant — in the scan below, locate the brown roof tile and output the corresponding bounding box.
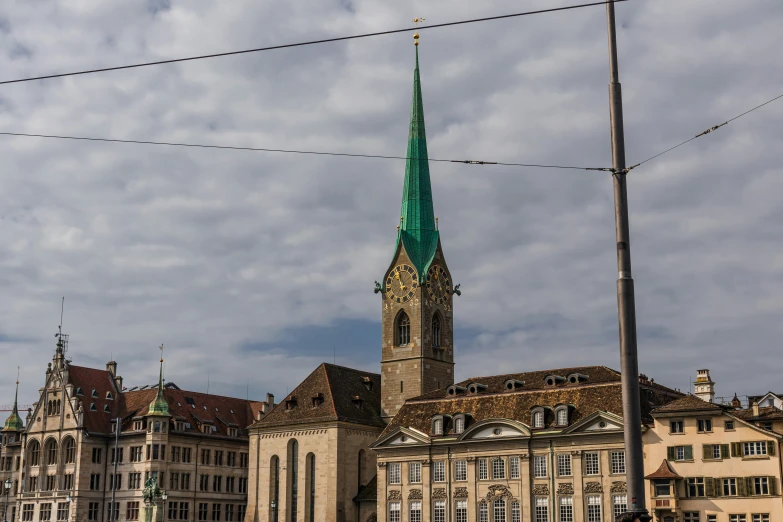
[253,363,382,429]
[651,394,724,414]
[67,366,121,433]
[645,459,682,479]
[733,406,783,421]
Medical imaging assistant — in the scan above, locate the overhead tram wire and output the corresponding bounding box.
[0,0,629,86]
[0,131,603,171]
[615,91,783,174]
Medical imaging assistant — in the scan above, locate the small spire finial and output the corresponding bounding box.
[435,216,438,230]
[413,17,425,46]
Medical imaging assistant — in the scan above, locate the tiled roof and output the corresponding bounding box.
[733,406,783,421]
[651,394,724,414]
[354,476,377,503]
[253,363,383,429]
[67,365,261,436]
[381,374,680,438]
[645,459,682,480]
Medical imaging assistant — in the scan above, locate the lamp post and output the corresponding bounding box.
[270,501,276,522]
[3,478,11,522]
[64,494,72,522]
[161,491,168,522]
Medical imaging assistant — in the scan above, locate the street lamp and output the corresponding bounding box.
[161,491,168,521]
[4,478,12,522]
[64,494,72,522]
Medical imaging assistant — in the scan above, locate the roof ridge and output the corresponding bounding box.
[323,364,339,420]
[322,362,380,378]
[407,382,624,404]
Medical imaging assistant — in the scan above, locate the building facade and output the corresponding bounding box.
[1,340,272,522]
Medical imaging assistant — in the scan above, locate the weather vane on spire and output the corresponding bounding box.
[413,17,425,46]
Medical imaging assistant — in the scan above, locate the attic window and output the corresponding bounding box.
[467,383,488,395]
[447,385,467,396]
[362,376,374,391]
[504,379,525,391]
[89,403,97,411]
[106,392,113,400]
[76,388,83,396]
[567,373,588,384]
[185,397,195,406]
[91,389,98,398]
[544,375,566,387]
[228,427,238,437]
[285,398,297,411]
[103,405,110,413]
[230,410,234,414]
[352,395,364,410]
[312,394,324,408]
[531,407,546,428]
[432,417,443,435]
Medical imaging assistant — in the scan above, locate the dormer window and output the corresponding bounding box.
[531,407,545,428]
[433,418,443,435]
[362,377,374,392]
[285,398,297,411]
[106,392,113,400]
[89,403,97,411]
[544,375,565,387]
[453,414,470,434]
[555,406,570,426]
[351,395,364,410]
[91,390,98,398]
[504,379,525,391]
[447,385,467,396]
[467,383,488,395]
[103,405,110,413]
[567,373,588,384]
[312,394,324,408]
[228,427,238,437]
[76,388,83,396]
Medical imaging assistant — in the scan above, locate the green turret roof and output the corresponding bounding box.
[396,46,439,280]
[3,380,24,432]
[147,358,170,417]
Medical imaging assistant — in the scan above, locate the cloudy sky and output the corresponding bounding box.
[0,0,781,411]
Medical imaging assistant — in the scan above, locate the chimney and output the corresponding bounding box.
[693,369,715,403]
[106,361,117,377]
[752,401,760,417]
[115,375,123,391]
[266,393,275,407]
[256,411,263,421]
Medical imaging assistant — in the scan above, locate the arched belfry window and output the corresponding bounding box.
[432,313,442,348]
[397,312,411,346]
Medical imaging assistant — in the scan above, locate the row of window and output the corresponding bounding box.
[395,311,444,347]
[25,474,73,492]
[681,514,769,522]
[682,476,777,497]
[0,456,20,471]
[21,503,69,522]
[72,501,247,522]
[25,438,77,467]
[268,440,319,522]
[388,452,626,484]
[670,419,732,433]
[388,495,627,522]
[667,441,776,462]
[78,471,246,494]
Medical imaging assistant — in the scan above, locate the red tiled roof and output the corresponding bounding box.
[645,459,682,479]
[67,366,121,433]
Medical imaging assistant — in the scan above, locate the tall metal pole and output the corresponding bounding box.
[605,2,650,520]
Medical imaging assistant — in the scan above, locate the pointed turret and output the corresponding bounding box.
[147,349,170,417]
[396,38,439,280]
[3,379,24,432]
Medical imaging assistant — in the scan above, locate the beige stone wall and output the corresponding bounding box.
[644,412,783,520]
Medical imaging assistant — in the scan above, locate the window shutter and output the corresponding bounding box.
[738,477,747,497]
[767,441,776,456]
[712,478,722,497]
[721,444,730,459]
[746,477,755,496]
[705,477,714,497]
[684,445,693,460]
[702,445,711,460]
[667,446,676,461]
[731,442,740,457]
[769,476,778,496]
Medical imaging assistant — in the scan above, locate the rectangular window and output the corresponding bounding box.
[388,502,401,522]
[730,516,747,522]
[127,502,139,521]
[180,503,190,521]
[183,473,191,491]
[202,449,211,465]
[723,478,737,496]
[725,421,735,430]
[433,500,446,522]
[584,452,599,475]
[92,447,102,464]
[492,458,505,479]
[478,458,488,480]
[511,501,520,522]
[557,454,572,476]
[744,442,767,456]
[225,504,235,522]
[227,452,236,467]
[713,445,721,459]
[198,503,208,522]
[409,462,421,483]
[168,502,178,521]
[57,503,69,521]
[559,496,573,522]
[752,515,770,522]
[708,516,717,522]
[184,448,193,463]
[200,474,210,491]
[613,494,627,519]
[494,499,506,522]
[106,502,119,521]
[688,477,706,497]
[388,463,401,484]
[87,503,99,521]
[533,455,547,478]
[433,461,446,482]
[22,505,34,522]
[40,504,52,521]
[454,460,467,481]
[698,419,713,432]
[586,496,601,522]
[215,451,224,466]
[63,473,73,490]
[89,474,101,491]
[611,451,626,474]
[684,513,700,522]
[240,452,248,467]
[211,503,221,522]
[670,420,684,433]
[754,477,769,495]
[455,500,467,522]
[509,456,520,479]
[535,497,548,522]
[479,503,489,522]
[129,472,142,489]
[130,446,143,462]
[409,501,422,522]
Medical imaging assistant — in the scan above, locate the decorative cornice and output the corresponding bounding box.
[485,484,515,501]
[584,482,603,494]
[408,489,423,500]
[453,487,468,499]
[532,484,549,496]
[432,488,447,500]
[387,490,402,501]
[611,481,627,493]
[557,483,574,495]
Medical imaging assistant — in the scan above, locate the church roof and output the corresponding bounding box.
[381,366,682,437]
[396,46,439,280]
[252,363,383,429]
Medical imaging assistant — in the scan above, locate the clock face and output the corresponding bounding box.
[426,265,451,304]
[386,264,418,303]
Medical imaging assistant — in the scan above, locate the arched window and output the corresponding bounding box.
[433,418,443,435]
[432,313,441,347]
[46,439,58,466]
[269,455,280,522]
[494,499,506,522]
[533,411,544,428]
[305,453,316,522]
[63,437,76,464]
[28,440,41,467]
[556,408,568,426]
[288,439,299,522]
[396,312,410,346]
[153,422,161,433]
[454,416,465,434]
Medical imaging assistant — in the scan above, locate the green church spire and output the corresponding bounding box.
[397,39,439,280]
[3,377,24,432]
[147,346,170,417]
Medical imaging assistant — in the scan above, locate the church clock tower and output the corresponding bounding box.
[379,37,455,420]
